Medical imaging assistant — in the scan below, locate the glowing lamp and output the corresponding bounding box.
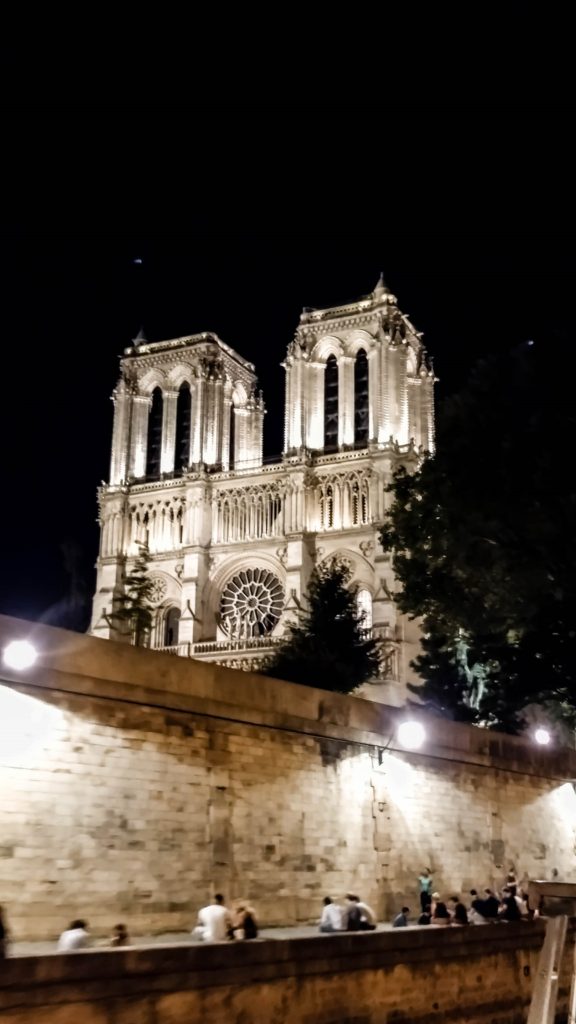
[534,728,551,746]
[397,720,426,750]
[2,640,38,671]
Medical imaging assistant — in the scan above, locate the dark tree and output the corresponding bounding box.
[105,542,155,647]
[380,339,576,732]
[262,558,381,693]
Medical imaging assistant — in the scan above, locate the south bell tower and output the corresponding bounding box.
[91,277,435,705]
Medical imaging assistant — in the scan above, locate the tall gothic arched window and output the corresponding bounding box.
[175,383,191,474]
[324,355,339,450]
[229,403,236,470]
[146,387,163,479]
[354,349,369,447]
[163,606,181,646]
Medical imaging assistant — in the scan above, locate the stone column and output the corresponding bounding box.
[190,374,206,466]
[306,361,324,450]
[210,376,224,467]
[290,353,304,450]
[160,390,178,475]
[221,383,233,471]
[407,378,420,445]
[235,408,249,469]
[378,339,391,443]
[368,348,379,444]
[129,394,151,479]
[253,404,265,467]
[109,379,132,485]
[422,375,435,452]
[397,343,409,444]
[283,358,292,453]
[339,355,355,448]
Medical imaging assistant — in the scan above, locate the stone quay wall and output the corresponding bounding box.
[0,923,573,1024]
[1,614,576,941]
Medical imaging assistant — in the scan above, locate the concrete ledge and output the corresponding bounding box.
[0,923,548,1006]
[2,614,575,779]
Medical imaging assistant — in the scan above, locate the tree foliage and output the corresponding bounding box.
[380,340,576,732]
[262,558,381,693]
[105,542,155,647]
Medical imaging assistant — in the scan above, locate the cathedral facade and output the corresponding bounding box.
[90,277,435,703]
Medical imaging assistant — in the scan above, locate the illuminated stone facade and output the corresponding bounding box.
[90,277,435,702]
[2,616,576,942]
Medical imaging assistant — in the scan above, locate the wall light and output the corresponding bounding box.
[534,727,551,746]
[397,720,426,750]
[3,640,38,671]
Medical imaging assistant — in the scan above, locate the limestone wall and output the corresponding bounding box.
[0,923,572,1024]
[1,614,576,941]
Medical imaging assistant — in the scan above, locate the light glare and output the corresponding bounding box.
[534,728,551,746]
[397,720,426,750]
[3,640,38,671]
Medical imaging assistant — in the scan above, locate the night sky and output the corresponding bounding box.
[1,231,574,630]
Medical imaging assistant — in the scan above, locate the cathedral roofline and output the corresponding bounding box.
[299,277,398,326]
[123,331,255,372]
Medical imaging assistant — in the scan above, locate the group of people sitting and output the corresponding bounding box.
[319,893,377,932]
[194,894,258,942]
[408,866,531,927]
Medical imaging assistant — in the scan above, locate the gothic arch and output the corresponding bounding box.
[318,548,374,590]
[209,550,286,595]
[167,363,195,389]
[310,335,344,363]
[346,330,377,356]
[162,605,181,646]
[139,368,167,395]
[232,381,248,407]
[406,345,418,376]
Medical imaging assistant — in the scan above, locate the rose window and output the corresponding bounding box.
[148,575,167,606]
[220,568,284,638]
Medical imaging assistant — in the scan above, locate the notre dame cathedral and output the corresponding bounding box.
[90,276,435,704]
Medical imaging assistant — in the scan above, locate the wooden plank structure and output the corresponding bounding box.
[526,880,576,1024]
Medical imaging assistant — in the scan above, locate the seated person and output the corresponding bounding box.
[193,894,232,942]
[392,906,410,928]
[432,900,450,925]
[57,919,90,952]
[110,923,130,947]
[319,897,345,932]
[482,889,501,920]
[499,887,521,921]
[231,900,258,940]
[448,896,469,925]
[345,893,377,931]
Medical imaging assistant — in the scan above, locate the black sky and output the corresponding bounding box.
[1,230,575,628]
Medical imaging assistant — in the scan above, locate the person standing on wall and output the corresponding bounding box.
[417,868,433,913]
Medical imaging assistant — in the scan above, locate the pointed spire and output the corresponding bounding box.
[132,326,147,346]
[373,272,389,297]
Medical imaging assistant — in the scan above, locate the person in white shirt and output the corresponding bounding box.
[57,919,90,952]
[319,896,345,933]
[193,894,232,942]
